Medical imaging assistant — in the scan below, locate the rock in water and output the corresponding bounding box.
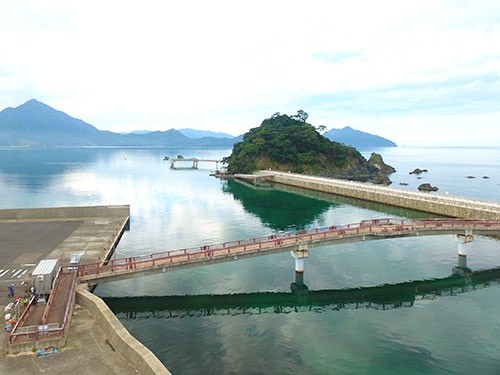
[367,153,396,174]
[418,183,439,192]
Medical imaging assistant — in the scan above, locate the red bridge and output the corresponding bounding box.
[9,217,500,350]
[77,218,500,285]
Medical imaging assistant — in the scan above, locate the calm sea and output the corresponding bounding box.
[1,146,499,374]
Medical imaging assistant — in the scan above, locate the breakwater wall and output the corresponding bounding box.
[0,205,130,220]
[264,171,500,220]
[76,288,171,375]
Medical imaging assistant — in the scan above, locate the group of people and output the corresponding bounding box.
[6,283,36,299]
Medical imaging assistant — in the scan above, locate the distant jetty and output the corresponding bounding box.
[167,157,222,170]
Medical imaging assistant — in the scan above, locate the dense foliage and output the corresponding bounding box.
[224,112,368,176]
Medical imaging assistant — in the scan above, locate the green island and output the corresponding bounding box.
[223,111,395,184]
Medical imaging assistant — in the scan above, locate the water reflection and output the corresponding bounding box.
[0,148,99,190]
[104,267,500,318]
[273,182,439,219]
[222,179,333,231]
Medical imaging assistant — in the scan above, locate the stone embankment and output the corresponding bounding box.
[76,287,171,375]
[262,171,500,220]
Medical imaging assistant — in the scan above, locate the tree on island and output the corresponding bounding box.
[315,125,327,134]
[291,109,309,122]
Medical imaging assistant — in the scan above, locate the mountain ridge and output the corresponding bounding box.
[324,126,397,148]
[0,100,396,149]
[0,100,235,147]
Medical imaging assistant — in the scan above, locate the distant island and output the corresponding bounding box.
[224,111,395,184]
[0,99,396,149]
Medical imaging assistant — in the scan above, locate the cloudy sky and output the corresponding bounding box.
[1,1,499,146]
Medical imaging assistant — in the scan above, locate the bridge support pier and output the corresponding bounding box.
[290,244,309,295]
[453,231,474,276]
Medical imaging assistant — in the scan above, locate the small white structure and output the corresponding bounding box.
[32,259,60,297]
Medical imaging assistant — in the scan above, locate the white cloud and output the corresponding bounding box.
[1,0,500,145]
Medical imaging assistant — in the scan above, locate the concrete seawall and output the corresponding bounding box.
[0,205,130,220]
[264,171,500,220]
[76,288,171,375]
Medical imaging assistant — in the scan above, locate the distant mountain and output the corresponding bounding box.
[324,126,397,148]
[0,99,237,147]
[178,128,234,139]
[0,99,110,146]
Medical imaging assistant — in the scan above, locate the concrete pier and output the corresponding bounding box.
[170,157,221,170]
[0,205,172,374]
[260,171,500,220]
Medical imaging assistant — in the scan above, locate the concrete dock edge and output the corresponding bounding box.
[75,288,171,375]
[0,205,131,220]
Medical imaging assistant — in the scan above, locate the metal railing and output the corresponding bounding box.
[77,218,500,281]
[9,269,78,345]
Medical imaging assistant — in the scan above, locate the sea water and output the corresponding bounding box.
[0,146,499,374]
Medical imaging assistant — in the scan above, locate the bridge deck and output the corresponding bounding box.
[79,218,500,284]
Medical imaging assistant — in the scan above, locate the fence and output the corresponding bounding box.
[9,269,78,346]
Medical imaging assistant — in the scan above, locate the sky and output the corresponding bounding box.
[1,0,499,146]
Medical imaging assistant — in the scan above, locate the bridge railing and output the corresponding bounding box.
[9,322,62,345]
[8,269,78,345]
[77,218,500,279]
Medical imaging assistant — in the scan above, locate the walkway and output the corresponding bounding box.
[256,171,500,219]
[78,218,500,284]
[8,269,78,348]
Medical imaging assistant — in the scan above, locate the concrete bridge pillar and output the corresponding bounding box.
[290,244,309,295]
[453,230,474,275]
[291,243,309,273]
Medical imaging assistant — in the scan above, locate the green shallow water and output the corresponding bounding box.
[1,146,500,374]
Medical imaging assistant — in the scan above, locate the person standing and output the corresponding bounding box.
[8,284,14,297]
